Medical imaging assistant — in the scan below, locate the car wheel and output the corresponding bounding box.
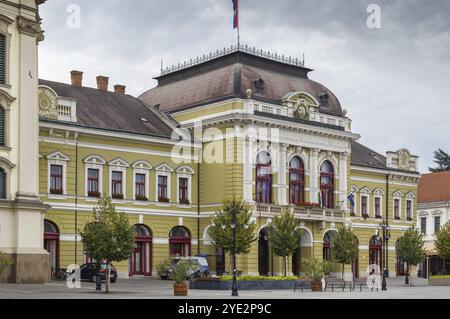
[91,275,97,283]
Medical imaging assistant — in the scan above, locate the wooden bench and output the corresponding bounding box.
[324,277,347,292]
[352,277,368,291]
[293,280,312,292]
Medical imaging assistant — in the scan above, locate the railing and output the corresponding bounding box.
[254,204,345,222]
[57,99,77,122]
[160,44,306,76]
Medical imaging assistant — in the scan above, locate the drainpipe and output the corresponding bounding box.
[197,161,201,256]
[74,133,79,265]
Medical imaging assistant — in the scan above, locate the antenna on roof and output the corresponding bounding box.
[161,59,164,74]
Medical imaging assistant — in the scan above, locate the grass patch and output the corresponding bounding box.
[218,275,307,281]
[430,275,450,279]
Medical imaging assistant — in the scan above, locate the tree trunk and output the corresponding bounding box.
[342,263,345,280]
[284,257,287,277]
[105,261,110,294]
[443,258,446,275]
[405,263,410,285]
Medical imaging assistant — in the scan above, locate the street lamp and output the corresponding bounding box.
[378,221,391,291]
[231,212,238,297]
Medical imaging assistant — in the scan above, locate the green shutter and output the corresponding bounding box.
[0,34,5,84]
[0,108,4,146]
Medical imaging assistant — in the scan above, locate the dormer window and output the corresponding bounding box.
[254,76,265,94]
[319,93,330,106]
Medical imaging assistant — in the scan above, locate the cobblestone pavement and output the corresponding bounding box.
[0,278,448,299]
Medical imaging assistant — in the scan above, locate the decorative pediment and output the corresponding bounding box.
[360,187,371,194]
[108,158,130,168]
[176,166,195,175]
[155,163,174,173]
[350,185,359,193]
[132,160,152,170]
[282,91,319,120]
[393,191,404,197]
[84,155,106,165]
[47,151,70,161]
[373,188,385,196]
[405,192,416,199]
[38,86,58,119]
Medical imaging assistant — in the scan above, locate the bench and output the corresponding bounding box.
[352,277,368,291]
[324,277,354,292]
[293,280,312,292]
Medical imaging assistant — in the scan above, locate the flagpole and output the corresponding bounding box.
[237,0,240,48]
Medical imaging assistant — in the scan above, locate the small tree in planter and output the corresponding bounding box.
[170,260,197,296]
[80,195,134,294]
[331,226,359,280]
[302,258,332,291]
[208,198,257,273]
[267,209,303,276]
[397,227,426,284]
[157,260,172,280]
[434,222,450,275]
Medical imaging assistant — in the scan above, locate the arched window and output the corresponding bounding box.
[169,226,191,257]
[130,224,153,276]
[44,220,60,271]
[323,231,333,261]
[369,235,382,268]
[289,156,305,205]
[255,152,272,204]
[320,161,335,209]
[0,167,5,199]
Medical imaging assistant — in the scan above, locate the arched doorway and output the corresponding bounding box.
[293,228,312,276]
[396,240,406,276]
[369,235,382,269]
[44,220,60,271]
[169,226,191,257]
[320,161,335,208]
[255,152,272,203]
[323,230,337,262]
[130,224,152,277]
[258,228,270,276]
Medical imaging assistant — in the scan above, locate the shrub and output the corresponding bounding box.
[218,275,299,281]
[0,252,14,275]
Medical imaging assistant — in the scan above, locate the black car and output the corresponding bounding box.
[80,263,118,283]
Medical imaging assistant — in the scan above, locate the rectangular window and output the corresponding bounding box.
[375,197,381,217]
[135,173,146,200]
[435,216,441,234]
[50,165,63,194]
[421,218,427,235]
[361,196,368,216]
[111,171,123,198]
[158,175,168,202]
[394,199,400,219]
[179,177,189,204]
[87,169,99,196]
[0,34,5,84]
[0,108,5,147]
[406,200,412,220]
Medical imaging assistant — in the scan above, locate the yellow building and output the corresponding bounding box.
[32,46,421,280]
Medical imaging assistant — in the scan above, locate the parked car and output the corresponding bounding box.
[80,263,118,283]
[170,256,209,279]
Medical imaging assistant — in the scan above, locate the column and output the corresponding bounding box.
[243,137,254,203]
[277,144,288,205]
[309,148,319,202]
[339,152,348,210]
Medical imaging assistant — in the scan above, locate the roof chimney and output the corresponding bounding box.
[70,70,83,87]
[96,76,109,91]
[114,84,126,94]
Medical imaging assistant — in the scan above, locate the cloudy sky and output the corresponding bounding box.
[38,0,450,173]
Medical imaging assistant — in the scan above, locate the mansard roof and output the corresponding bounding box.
[38,79,175,139]
[351,141,387,170]
[138,46,343,116]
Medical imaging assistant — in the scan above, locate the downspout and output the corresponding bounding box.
[197,160,201,256]
[74,133,79,265]
[385,173,390,277]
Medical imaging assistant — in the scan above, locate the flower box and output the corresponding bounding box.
[87,191,101,198]
[159,197,170,203]
[112,194,124,200]
[50,189,64,195]
[135,195,148,202]
[179,198,190,205]
[375,215,383,219]
[394,216,401,220]
[362,214,370,219]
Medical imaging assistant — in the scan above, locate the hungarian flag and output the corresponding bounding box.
[232,0,239,29]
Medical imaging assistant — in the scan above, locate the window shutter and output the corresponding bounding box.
[0,34,5,84]
[0,108,5,146]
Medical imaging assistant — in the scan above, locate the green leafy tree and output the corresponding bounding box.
[331,226,359,280]
[267,209,303,276]
[429,149,450,172]
[208,198,257,273]
[397,227,426,284]
[435,222,450,274]
[80,195,134,293]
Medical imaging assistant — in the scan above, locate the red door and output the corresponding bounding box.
[130,240,152,276]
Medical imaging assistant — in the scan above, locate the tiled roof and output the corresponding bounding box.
[418,171,450,203]
[351,142,387,170]
[39,79,175,139]
[139,50,343,116]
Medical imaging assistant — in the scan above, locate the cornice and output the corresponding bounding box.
[16,15,44,42]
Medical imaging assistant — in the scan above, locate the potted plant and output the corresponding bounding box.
[170,260,196,296]
[179,198,190,205]
[88,191,101,198]
[302,258,331,292]
[112,193,124,200]
[158,197,170,203]
[157,260,172,280]
[135,195,148,202]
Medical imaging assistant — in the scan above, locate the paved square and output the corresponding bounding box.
[0,278,449,299]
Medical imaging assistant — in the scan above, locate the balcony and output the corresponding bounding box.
[253,204,345,222]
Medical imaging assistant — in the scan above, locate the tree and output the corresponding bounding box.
[267,209,303,276]
[435,222,450,275]
[429,149,450,172]
[80,195,134,293]
[208,198,257,273]
[331,226,359,280]
[397,227,426,284]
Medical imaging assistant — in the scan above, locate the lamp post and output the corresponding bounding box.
[231,210,239,297]
[378,221,390,291]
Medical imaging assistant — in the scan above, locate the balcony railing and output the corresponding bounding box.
[254,204,345,222]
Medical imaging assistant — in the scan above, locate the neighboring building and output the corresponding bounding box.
[0,1,49,283]
[417,171,450,277]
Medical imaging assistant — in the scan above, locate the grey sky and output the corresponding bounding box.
[38,0,450,173]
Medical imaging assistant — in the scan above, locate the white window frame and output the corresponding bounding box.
[373,189,384,218]
[155,164,174,204]
[47,151,70,197]
[349,186,359,216]
[405,192,415,222]
[359,187,371,217]
[0,14,13,87]
[393,191,403,221]
[108,158,129,200]
[132,161,152,202]
[176,166,195,205]
[84,155,106,198]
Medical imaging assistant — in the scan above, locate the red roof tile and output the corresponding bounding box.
[418,171,450,203]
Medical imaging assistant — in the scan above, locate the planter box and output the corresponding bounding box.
[429,278,450,286]
[190,279,311,290]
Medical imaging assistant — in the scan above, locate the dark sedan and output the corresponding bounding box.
[80,263,118,283]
